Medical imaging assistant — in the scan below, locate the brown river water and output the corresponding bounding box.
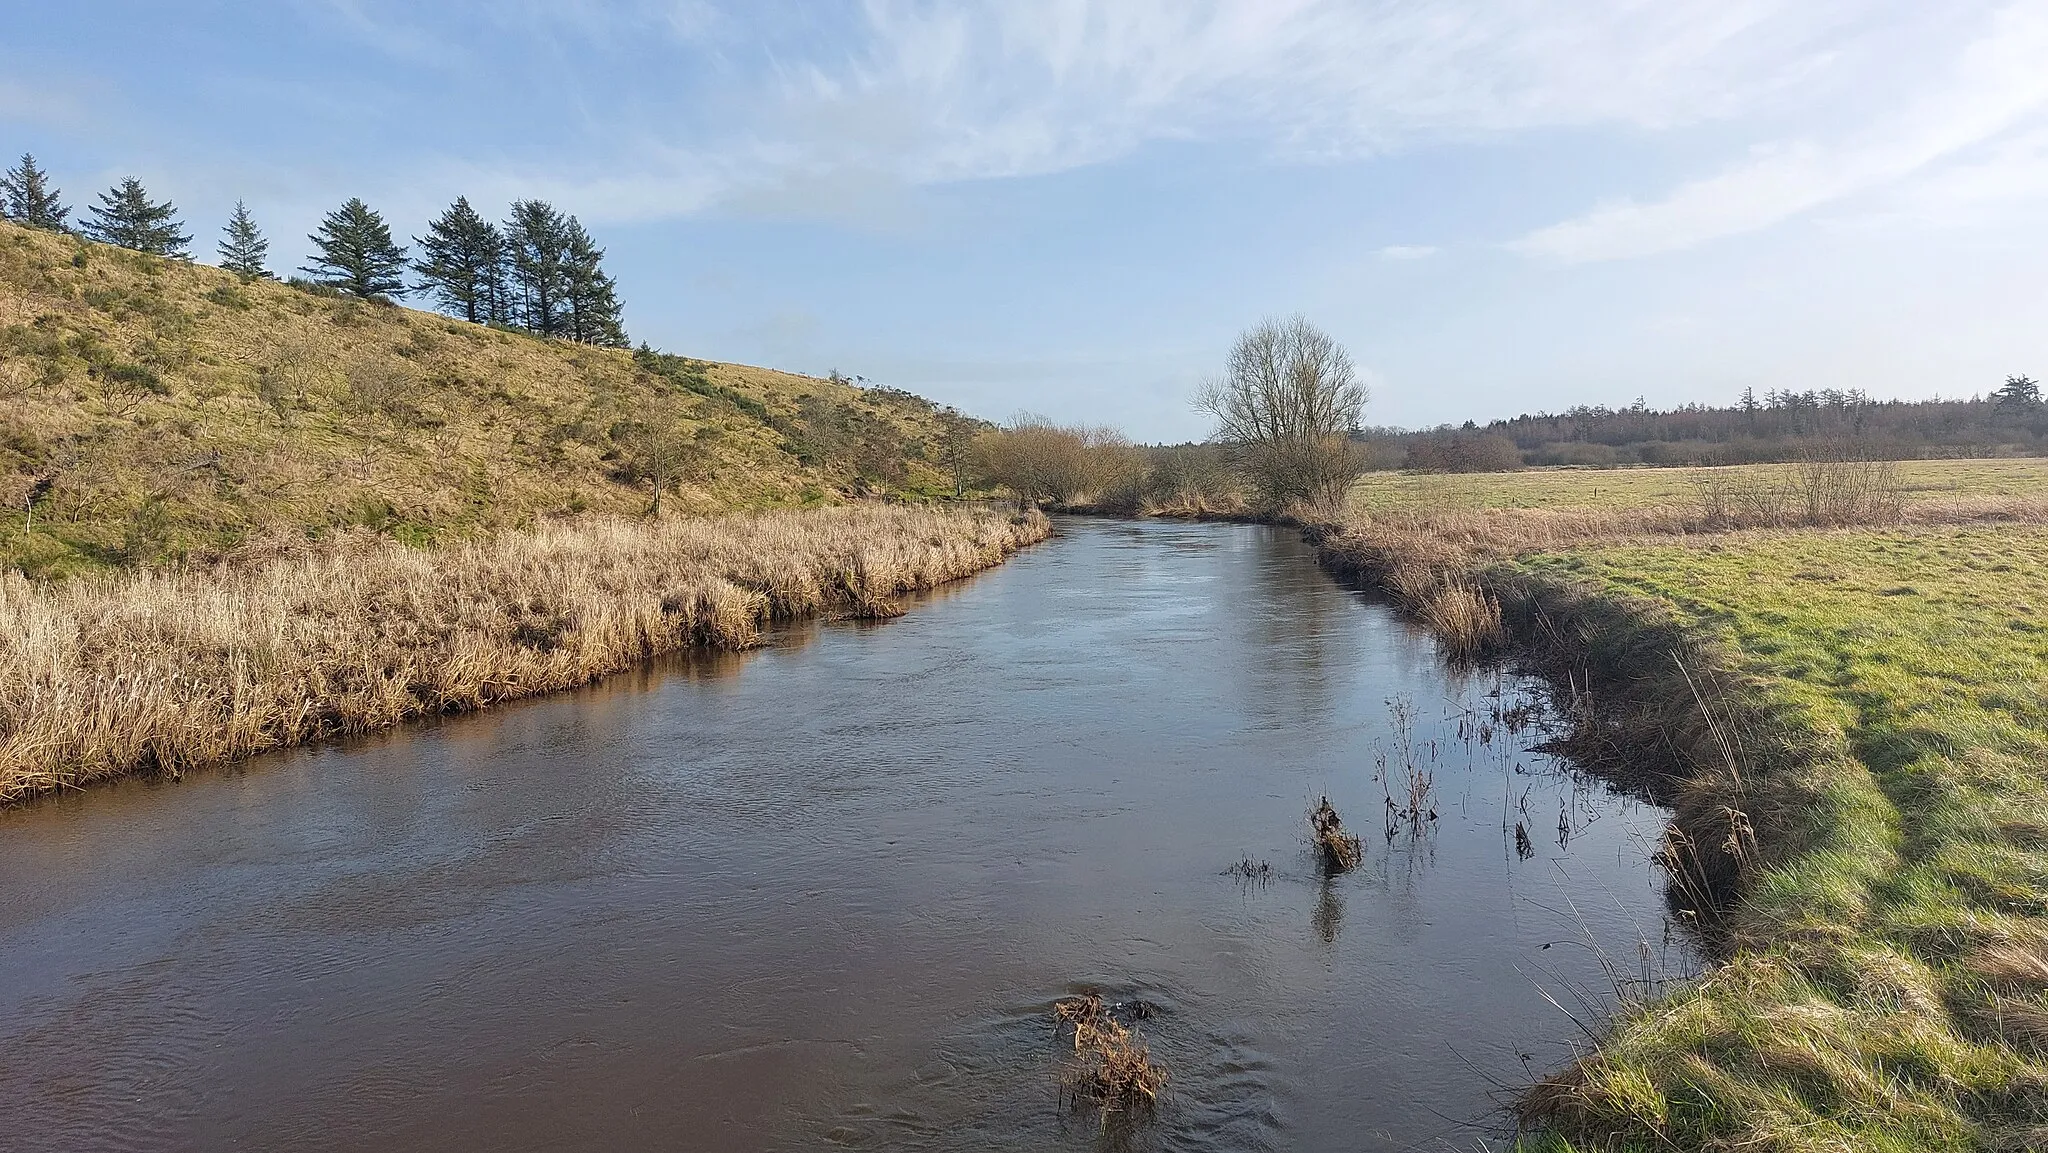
[0,519,1688,1152]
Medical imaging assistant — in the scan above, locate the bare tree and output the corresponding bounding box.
[615,419,696,515]
[1196,316,1368,513]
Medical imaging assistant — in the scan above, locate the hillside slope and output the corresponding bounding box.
[0,221,972,577]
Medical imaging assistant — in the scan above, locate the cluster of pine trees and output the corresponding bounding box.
[0,153,626,346]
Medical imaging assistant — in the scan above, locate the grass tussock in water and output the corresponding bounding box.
[1317,464,2048,1151]
[0,505,1049,803]
[1053,994,1167,1124]
[1309,795,1364,873]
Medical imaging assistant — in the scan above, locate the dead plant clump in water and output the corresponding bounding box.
[1223,855,1273,884]
[1310,796,1364,872]
[0,506,1051,803]
[1052,994,1167,1122]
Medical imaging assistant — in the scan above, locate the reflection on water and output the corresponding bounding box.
[0,518,1690,1152]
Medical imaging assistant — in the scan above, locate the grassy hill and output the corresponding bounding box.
[0,220,974,578]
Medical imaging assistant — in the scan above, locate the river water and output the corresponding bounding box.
[0,519,1685,1152]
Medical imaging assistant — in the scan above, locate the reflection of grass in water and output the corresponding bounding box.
[1313,878,1343,944]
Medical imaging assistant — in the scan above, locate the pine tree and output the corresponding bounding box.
[413,196,504,324]
[217,200,271,279]
[1995,374,2042,411]
[1,154,69,232]
[302,197,408,299]
[82,178,190,256]
[562,216,627,346]
[504,199,570,336]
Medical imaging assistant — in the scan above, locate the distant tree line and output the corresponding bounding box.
[1386,380,2048,471]
[0,153,627,346]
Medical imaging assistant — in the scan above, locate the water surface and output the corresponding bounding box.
[0,519,1684,1151]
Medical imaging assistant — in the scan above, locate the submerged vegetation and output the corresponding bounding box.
[1315,459,2048,1151]
[0,505,1048,803]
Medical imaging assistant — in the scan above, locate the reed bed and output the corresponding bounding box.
[0,506,1050,802]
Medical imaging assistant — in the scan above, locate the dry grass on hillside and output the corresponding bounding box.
[0,221,970,577]
[0,505,1049,803]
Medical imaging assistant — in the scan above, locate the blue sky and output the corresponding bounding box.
[7,2,2047,440]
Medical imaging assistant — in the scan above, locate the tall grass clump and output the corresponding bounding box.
[0,506,1049,802]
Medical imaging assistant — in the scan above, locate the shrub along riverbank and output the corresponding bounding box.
[1316,469,2048,1151]
[0,505,1049,804]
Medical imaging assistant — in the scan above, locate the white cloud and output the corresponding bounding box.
[429,0,1894,222]
[772,0,1844,186]
[1512,2,2048,262]
[1378,245,1438,260]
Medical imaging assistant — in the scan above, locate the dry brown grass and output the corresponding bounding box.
[1053,994,1167,1122]
[0,505,1049,802]
[1309,795,1364,872]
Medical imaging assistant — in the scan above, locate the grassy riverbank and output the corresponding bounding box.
[0,505,1048,804]
[1320,464,2048,1150]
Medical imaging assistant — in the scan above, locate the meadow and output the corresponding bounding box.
[1349,457,2048,514]
[0,505,1048,803]
[1319,460,2048,1150]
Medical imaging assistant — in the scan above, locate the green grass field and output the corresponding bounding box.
[1350,458,2048,514]
[1508,526,2048,1150]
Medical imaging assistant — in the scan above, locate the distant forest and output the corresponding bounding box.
[1383,380,2048,471]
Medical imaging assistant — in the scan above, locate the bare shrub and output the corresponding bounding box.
[345,358,418,417]
[975,415,1136,506]
[1143,443,1244,515]
[1693,440,1902,529]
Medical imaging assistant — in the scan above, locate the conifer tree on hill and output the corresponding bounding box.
[302,197,408,300]
[562,216,626,347]
[217,200,271,279]
[504,199,570,337]
[1,154,69,233]
[82,178,190,256]
[414,196,505,324]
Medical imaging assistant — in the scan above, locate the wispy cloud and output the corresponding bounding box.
[1512,2,2048,262]
[387,0,1875,222]
[1378,245,1438,260]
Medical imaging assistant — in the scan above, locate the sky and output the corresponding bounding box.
[6,1,2048,441]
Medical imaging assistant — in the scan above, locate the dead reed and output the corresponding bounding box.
[1052,994,1168,1122]
[0,506,1051,803]
[1309,795,1364,872]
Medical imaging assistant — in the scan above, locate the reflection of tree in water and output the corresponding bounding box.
[1313,877,1343,944]
[1218,527,1352,727]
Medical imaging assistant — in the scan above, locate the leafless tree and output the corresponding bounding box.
[1196,316,1368,513]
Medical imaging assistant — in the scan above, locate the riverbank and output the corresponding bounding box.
[1316,475,2048,1151]
[0,505,1050,804]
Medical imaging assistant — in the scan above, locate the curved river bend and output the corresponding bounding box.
[0,519,1685,1152]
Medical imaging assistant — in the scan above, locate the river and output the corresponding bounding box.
[0,518,1686,1152]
